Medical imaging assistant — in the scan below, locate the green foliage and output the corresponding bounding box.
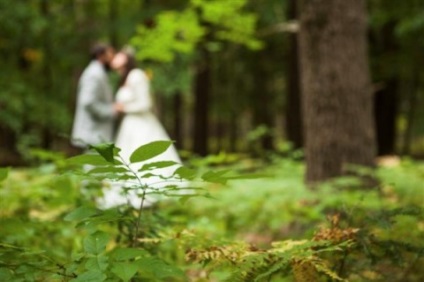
[132,10,205,62]
[130,141,173,163]
[131,0,262,63]
[0,168,8,182]
[148,54,193,96]
[129,0,264,106]
[186,239,347,282]
[1,149,424,281]
[90,143,117,164]
[191,0,262,50]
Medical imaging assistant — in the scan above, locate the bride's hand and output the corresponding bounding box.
[114,103,124,113]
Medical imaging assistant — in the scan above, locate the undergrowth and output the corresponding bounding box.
[0,144,423,281]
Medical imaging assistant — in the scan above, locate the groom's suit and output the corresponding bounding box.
[71,60,115,148]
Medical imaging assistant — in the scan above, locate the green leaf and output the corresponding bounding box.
[110,248,148,261]
[88,166,128,174]
[201,169,231,184]
[174,166,196,180]
[83,231,110,255]
[136,256,185,279]
[64,206,98,222]
[129,141,173,163]
[0,168,8,182]
[73,213,122,231]
[139,161,179,171]
[85,255,109,272]
[178,194,198,204]
[66,154,110,166]
[90,209,124,223]
[70,270,106,282]
[111,262,139,281]
[225,173,268,180]
[116,174,137,181]
[85,255,109,271]
[0,268,13,280]
[76,221,100,233]
[140,172,160,179]
[89,143,115,163]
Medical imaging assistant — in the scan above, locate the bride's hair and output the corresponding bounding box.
[119,49,137,87]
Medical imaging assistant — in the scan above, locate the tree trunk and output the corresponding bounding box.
[215,119,225,152]
[299,0,376,183]
[109,0,118,47]
[285,0,303,149]
[0,125,20,166]
[371,22,399,156]
[402,74,420,156]
[374,79,398,155]
[229,112,238,152]
[40,0,53,149]
[172,91,183,149]
[252,50,274,152]
[193,50,210,156]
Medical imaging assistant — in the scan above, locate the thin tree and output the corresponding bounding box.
[285,0,303,150]
[298,0,376,183]
[193,47,210,156]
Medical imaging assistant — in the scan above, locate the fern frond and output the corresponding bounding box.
[309,256,345,281]
[291,258,320,282]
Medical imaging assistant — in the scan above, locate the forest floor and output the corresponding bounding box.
[1,153,423,281]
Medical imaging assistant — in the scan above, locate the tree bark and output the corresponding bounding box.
[172,91,183,149]
[374,79,398,155]
[402,73,420,156]
[371,22,399,156]
[109,0,118,47]
[0,125,20,166]
[285,0,303,149]
[193,50,210,156]
[229,112,238,152]
[252,50,274,152]
[40,0,53,149]
[299,0,376,183]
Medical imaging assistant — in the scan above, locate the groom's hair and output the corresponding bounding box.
[90,43,112,60]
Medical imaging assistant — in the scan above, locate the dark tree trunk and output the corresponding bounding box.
[172,91,183,149]
[215,119,225,152]
[193,50,210,156]
[0,125,20,166]
[229,112,238,152]
[299,0,376,183]
[41,0,53,149]
[371,22,399,156]
[402,74,420,156]
[252,50,274,151]
[374,79,398,155]
[109,0,118,46]
[285,0,303,149]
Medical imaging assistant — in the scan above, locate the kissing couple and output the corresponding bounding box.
[71,43,182,208]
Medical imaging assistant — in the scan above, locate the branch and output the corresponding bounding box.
[257,20,299,37]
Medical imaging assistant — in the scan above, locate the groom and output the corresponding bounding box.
[71,43,122,149]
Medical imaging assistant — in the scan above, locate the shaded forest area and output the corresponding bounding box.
[2,0,424,166]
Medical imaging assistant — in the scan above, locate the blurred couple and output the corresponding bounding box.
[71,43,181,208]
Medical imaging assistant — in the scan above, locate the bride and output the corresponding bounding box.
[99,47,182,208]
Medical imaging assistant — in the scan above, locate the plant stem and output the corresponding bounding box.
[118,155,148,247]
[337,250,348,278]
[133,188,147,247]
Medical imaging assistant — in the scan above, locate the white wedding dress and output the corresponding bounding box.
[99,69,182,209]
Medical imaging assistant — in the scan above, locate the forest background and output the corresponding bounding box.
[2,0,424,164]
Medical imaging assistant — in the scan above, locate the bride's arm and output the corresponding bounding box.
[122,69,152,114]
